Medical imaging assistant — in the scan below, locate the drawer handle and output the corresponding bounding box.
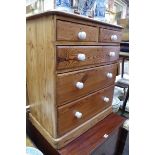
[103,97,110,103]
[103,134,109,138]
[78,31,87,40]
[107,72,113,78]
[76,82,84,89]
[111,34,118,41]
[109,52,116,57]
[75,111,82,119]
[77,53,86,61]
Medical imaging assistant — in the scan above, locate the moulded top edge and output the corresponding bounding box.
[26,10,123,29]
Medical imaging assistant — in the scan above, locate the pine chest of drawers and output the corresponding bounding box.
[26,11,123,149]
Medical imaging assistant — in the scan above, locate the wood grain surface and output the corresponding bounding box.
[57,85,114,136]
[29,106,113,149]
[99,28,122,43]
[26,16,57,138]
[57,46,120,70]
[56,20,98,42]
[56,63,117,105]
[27,11,123,30]
[26,11,123,148]
[27,113,125,155]
[58,113,125,155]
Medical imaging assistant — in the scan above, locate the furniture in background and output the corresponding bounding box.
[115,41,129,115]
[119,42,129,78]
[115,79,129,115]
[27,113,126,155]
[117,19,129,42]
[27,11,123,149]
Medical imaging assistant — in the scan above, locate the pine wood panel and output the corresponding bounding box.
[27,11,123,30]
[26,16,57,138]
[28,106,112,149]
[99,28,122,43]
[57,85,114,136]
[56,20,98,42]
[26,11,122,148]
[27,113,125,155]
[56,63,117,106]
[55,42,120,46]
[57,46,120,70]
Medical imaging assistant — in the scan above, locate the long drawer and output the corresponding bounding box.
[56,46,120,70]
[57,85,115,136]
[56,20,98,42]
[56,63,117,106]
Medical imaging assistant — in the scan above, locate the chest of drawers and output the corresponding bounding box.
[26,11,123,149]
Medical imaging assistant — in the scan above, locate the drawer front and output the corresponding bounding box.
[57,85,114,136]
[57,64,117,106]
[99,28,122,43]
[56,20,98,42]
[57,46,120,70]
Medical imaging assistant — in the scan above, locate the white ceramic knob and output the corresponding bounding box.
[77,53,86,61]
[107,72,113,78]
[109,52,116,57]
[76,82,84,89]
[111,34,118,41]
[75,111,82,119]
[103,134,109,138]
[78,31,87,40]
[103,97,110,103]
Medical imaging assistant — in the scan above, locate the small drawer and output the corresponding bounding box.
[56,63,117,106]
[57,46,120,70]
[57,85,114,136]
[99,28,122,43]
[56,20,98,42]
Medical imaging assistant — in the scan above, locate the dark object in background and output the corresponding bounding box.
[116,127,129,155]
[120,42,129,53]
